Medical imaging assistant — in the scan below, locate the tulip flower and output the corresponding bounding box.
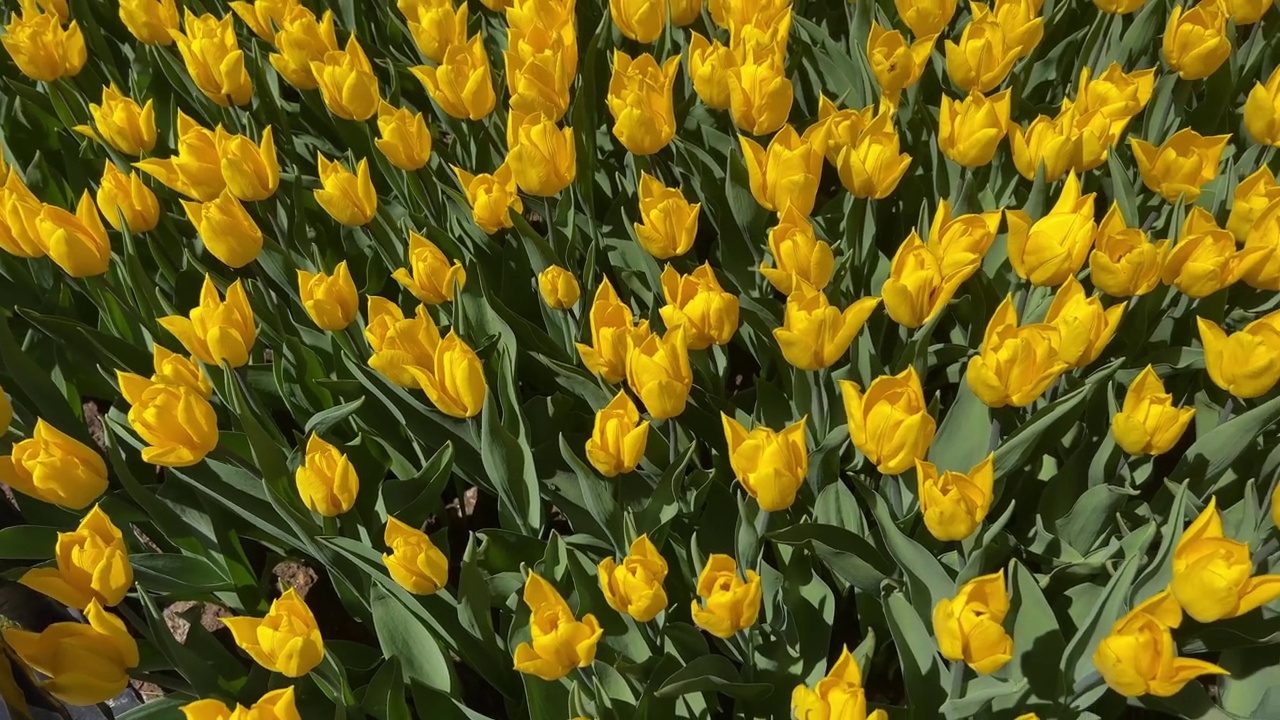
[160,275,257,367]
[365,298,440,388]
[375,104,433,172]
[586,391,650,477]
[1,0,86,82]
[315,155,377,227]
[96,163,159,234]
[927,200,1002,277]
[1163,208,1270,298]
[837,111,912,199]
[626,328,692,420]
[840,366,936,475]
[1112,366,1195,455]
[295,434,358,517]
[1243,199,1280,291]
[1245,66,1280,147]
[312,36,380,122]
[722,414,808,511]
[147,344,211,398]
[1131,128,1230,203]
[1089,203,1168,297]
[868,22,936,106]
[382,517,448,595]
[2,600,138,706]
[216,127,278,202]
[182,191,263,269]
[1006,172,1097,286]
[598,534,668,622]
[513,572,603,680]
[775,284,881,371]
[659,264,739,350]
[691,554,761,638]
[740,124,827,216]
[182,688,299,720]
[0,173,44,258]
[230,0,300,41]
[989,0,1044,57]
[939,89,1012,168]
[454,163,523,234]
[1172,496,1280,622]
[508,114,577,196]
[269,8,339,90]
[115,372,219,467]
[669,0,701,23]
[172,10,253,107]
[19,505,132,609]
[413,34,496,120]
[74,85,156,156]
[882,231,973,329]
[709,0,789,27]
[1163,0,1231,80]
[1225,0,1272,22]
[761,206,835,295]
[1044,276,1124,368]
[610,0,664,42]
[134,112,227,202]
[577,280,653,384]
[1011,115,1073,182]
[406,0,467,63]
[945,14,1019,93]
[966,295,1069,408]
[405,332,487,419]
[727,58,793,136]
[505,45,573,122]
[1068,62,1157,153]
[119,0,180,45]
[223,589,324,678]
[688,32,735,110]
[36,192,112,278]
[817,96,876,165]
[1227,167,1280,241]
[392,232,466,305]
[1095,0,1146,12]
[792,646,888,720]
[298,261,359,331]
[1198,313,1280,399]
[1094,589,1226,696]
[895,0,957,37]
[934,571,1012,674]
[917,454,994,542]
[633,173,700,259]
[538,265,580,310]
[607,52,680,156]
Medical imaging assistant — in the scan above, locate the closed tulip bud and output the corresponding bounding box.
[298,261,358,331]
[216,127,278,202]
[183,688,300,720]
[230,0,300,41]
[1089,203,1168,297]
[315,155,377,227]
[868,22,936,106]
[1112,366,1194,455]
[991,0,1044,57]
[407,0,467,63]
[840,366,935,474]
[392,232,466,305]
[577,281,652,383]
[775,284,881,371]
[1011,115,1073,181]
[413,35,496,120]
[1198,313,1280,398]
[927,199,1002,277]
[116,372,219,467]
[311,36,379,121]
[75,86,156,156]
[1006,171,1096,286]
[917,454,994,542]
[36,191,112,278]
[1245,66,1280,147]
[538,265,580,310]
[454,163,523,234]
[0,419,107,509]
[1044,276,1123,368]
[1095,0,1146,12]
[181,191,263,269]
[611,0,665,42]
[945,14,1019,93]
[837,111,912,199]
[586,391,650,477]
[1226,0,1271,22]
[688,33,735,110]
[375,104,432,172]
[691,554,761,638]
[151,344,211,398]
[172,11,253,107]
[295,434,358,517]
[633,173,700,259]
[1172,497,1280,622]
[1131,128,1230,203]
[792,647,889,720]
[934,571,1013,674]
[607,52,680,156]
[626,328,692,420]
[365,298,441,388]
[269,8,339,90]
[1094,590,1227,697]
[96,163,159,234]
[599,534,668,622]
[761,206,835,295]
[119,0,180,45]
[134,112,227,202]
[513,572,602,680]
[223,589,324,678]
[883,231,972,328]
[509,114,577,196]
[383,517,448,595]
[160,275,257,367]
[407,332,487,419]
[1162,208,1269,297]
[1163,0,1231,80]
[1,2,86,82]
[1243,200,1280,291]
[20,505,132,608]
[727,59,793,136]
[2,600,138,706]
[1228,167,1280,241]
[0,173,44,258]
[722,414,807,511]
[939,89,1012,168]
[966,295,1069,407]
[740,124,827,216]
[895,0,958,37]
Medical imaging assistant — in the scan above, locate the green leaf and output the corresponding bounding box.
[995,361,1120,478]
[1219,643,1280,720]
[943,676,1028,719]
[1007,561,1066,704]
[0,525,59,560]
[361,658,412,720]
[767,522,892,592]
[653,654,773,701]
[857,481,955,622]
[117,697,186,719]
[558,434,621,551]
[130,553,234,594]
[885,590,948,720]
[1171,393,1280,491]
[927,381,992,473]
[304,396,366,436]
[370,584,455,694]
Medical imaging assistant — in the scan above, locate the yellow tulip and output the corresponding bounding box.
[375,104,432,172]
[538,264,581,310]
[1245,65,1280,147]
[1112,366,1195,456]
[413,34,496,120]
[818,95,877,166]
[585,390,650,477]
[365,298,440,388]
[513,572,603,681]
[934,571,1012,674]
[633,172,700,259]
[312,36,380,121]
[1225,0,1272,22]
[383,517,448,595]
[1095,0,1146,12]
[0,419,106,510]
[229,0,299,41]
[216,127,278,202]
[688,32,736,110]
[19,505,132,609]
[1227,167,1280,241]
[729,12,792,64]
[404,332,487,419]
[988,0,1044,57]
[1,1,86,82]
[76,85,156,156]
[298,261,359,331]
[223,588,324,678]
[1089,203,1168,297]
[1172,496,1280,622]
[505,42,573,123]
[722,414,807,511]
[36,191,112,278]
[1162,0,1231,80]
[726,58,793,136]
[115,372,219,467]
[894,0,957,37]
[0,172,43,258]
[392,232,466,305]
[1242,198,1280,291]
[2,600,138,706]
[295,434,358,517]
[626,328,692,420]
[134,112,226,202]
[182,688,299,720]
[598,534,668,622]
[670,0,701,23]
[181,191,263,269]
[1094,590,1227,697]
[882,230,973,329]
[709,0,790,28]
[927,200,1001,277]
[1006,171,1096,286]
[406,0,467,63]
[867,22,936,106]
[172,10,253,107]
[453,163,523,234]
[607,51,680,156]
[966,295,1069,408]
[761,205,835,295]
[149,344,212,398]
[508,114,577,197]
[1198,313,1280,399]
[740,124,827,216]
[269,8,339,90]
[917,454,994,542]
[1011,114,1073,182]
[791,646,888,720]
[119,0,180,45]
[160,275,257,367]
[774,283,881,371]
[1162,208,1269,298]
[96,162,159,234]
[611,0,665,42]
[1060,63,1157,173]
[840,366,936,475]
[691,554,761,638]
[837,111,912,199]
[939,89,1012,168]
[576,280,653,384]
[315,155,377,227]
[659,264,738,350]
[1044,276,1124,368]
[1131,128,1231,203]
[944,14,1019,93]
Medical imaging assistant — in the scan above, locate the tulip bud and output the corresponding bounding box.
[182,688,300,720]
[1112,366,1194,456]
[934,571,1012,674]
[836,111,912,199]
[1089,203,1168,297]
[413,34,497,120]
[19,505,132,609]
[586,390,650,477]
[119,0,180,45]
[97,163,159,234]
[454,163,523,234]
[1095,0,1146,12]
[1011,114,1073,182]
[633,172,700,259]
[116,372,219,467]
[514,572,603,680]
[2,600,138,706]
[508,114,577,197]
[76,85,156,156]
[1198,312,1280,398]
[230,0,300,41]
[1131,128,1230,203]
[1163,0,1231,80]
[761,206,835,295]
[1094,590,1228,697]
[775,284,880,371]
[659,264,739,350]
[966,295,1069,408]
[172,10,253,107]
[365,298,441,388]
[917,454,994,542]
[939,89,1012,168]
[182,191,263,269]
[151,344,211,398]
[392,232,466,305]
[927,200,1001,277]
[688,32,735,110]
[0,419,107,510]
[610,0,665,42]
[792,647,888,720]
[506,48,572,124]
[1172,497,1280,622]
[989,0,1044,57]
[216,127,279,202]
[691,554,761,638]
[1242,198,1280,291]
[740,124,827,216]
[883,230,973,329]
[727,58,793,137]
[269,8,339,90]
[538,265,580,310]
[0,2,86,82]
[1006,171,1096,286]
[375,104,433,172]
[295,434,359,517]
[840,366,936,475]
[383,517,448,595]
[223,589,325,678]
[297,261,358,331]
[598,534,668,622]
[867,22,936,106]
[1044,276,1124,368]
[0,172,44,258]
[577,280,653,384]
[160,275,257,368]
[1228,168,1280,241]
[894,0,958,37]
[409,332,488,419]
[722,414,807,511]
[607,51,680,156]
[315,155,377,227]
[134,112,227,202]
[1162,208,1270,298]
[311,35,379,121]
[1245,65,1280,147]
[626,328,692,420]
[36,192,112,278]
[944,14,1019,93]
[407,0,467,63]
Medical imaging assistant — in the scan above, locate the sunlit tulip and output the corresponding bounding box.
[216,127,278,202]
[633,173,699,259]
[775,284,880,371]
[148,344,211,398]
[688,32,735,110]
[709,0,790,27]
[513,573,602,681]
[607,52,680,156]
[538,265,580,310]
[1011,115,1073,182]
[297,262,358,331]
[944,14,1019,93]
[223,589,324,678]
[577,280,653,384]
[96,163,159,234]
[792,647,888,720]
[895,0,957,37]
[407,0,467,63]
[1228,167,1280,241]
[690,555,761,638]
[883,231,972,328]
[1243,198,1280,290]
[134,112,226,202]
[1198,312,1280,399]
[1172,497,1280,622]
[626,328,692,420]
[406,332,487,419]
[392,232,466,305]
[375,104,432,172]
[586,391,650,477]
[182,191,263,269]
[365,298,440,388]
[966,295,1068,408]
[508,114,577,196]
[413,34,496,120]
[0,172,43,258]
[36,192,112,278]
[115,372,219,467]
[315,155,377,227]
[19,505,132,609]
[119,0,180,45]
[1245,66,1280,147]
[1112,366,1195,456]
[927,200,1001,277]
[383,517,448,595]
[726,59,793,136]
[761,206,835,295]
[505,45,572,123]
[1074,62,1157,134]
[599,535,668,622]
[817,96,876,166]
[1006,171,1096,286]
[987,0,1043,57]
[295,434,358,517]
[454,163,523,234]
[611,0,665,43]
[311,36,379,121]
[269,8,339,90]
[1094,590,1226,697]
[868,22,936,106]
[1225,0,1272,22]
[934,571,1012,674]
[182,688,299,720]
[75,86,156,157]
[0,419,107,510]
[740,124,827,216]
[837,111,911,199]
[659,264,738,350]
[1044,276,1123,368]
[1,0,86,82]
[1131,129,1230,203]
[722,414,807,511]
[230,0,299,41]
[1089,204,1167,297]
[840,366,935,475]
[2,600,138,706]
[172,10,253,107]
[160,275,256,367]
[1162,0,1231,80]
[939,89,1012,168]
[1162,208,1269,298]
[916,454,994,542]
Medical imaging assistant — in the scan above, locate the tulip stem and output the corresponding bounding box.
[948,660,966,701]
[811,369,827,437]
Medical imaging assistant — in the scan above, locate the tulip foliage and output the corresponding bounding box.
[3,0,1280,718]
